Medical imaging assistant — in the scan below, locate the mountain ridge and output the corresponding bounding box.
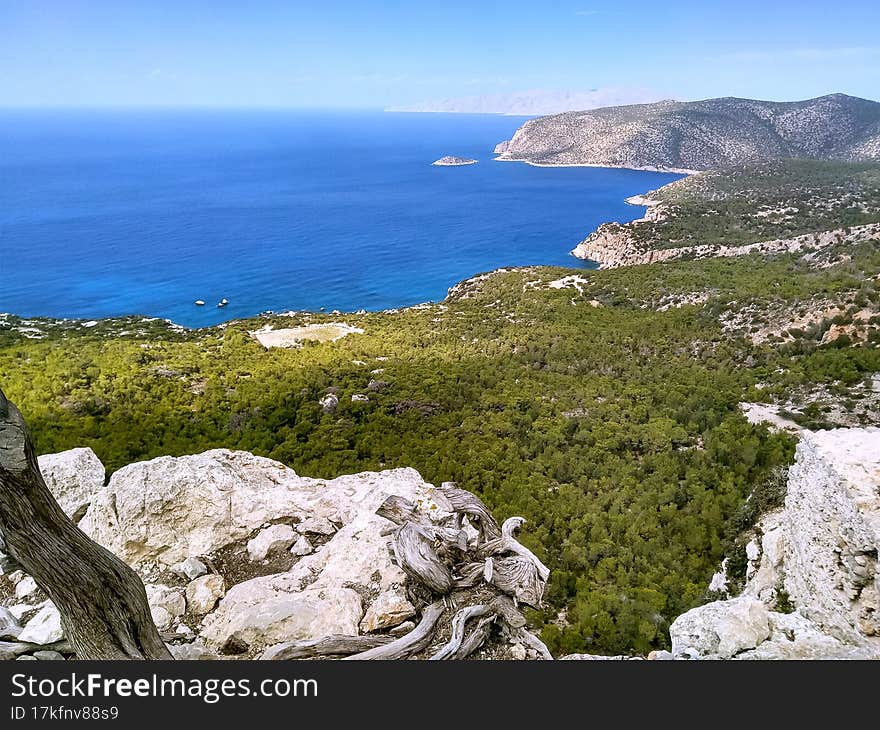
[494,93,880,171]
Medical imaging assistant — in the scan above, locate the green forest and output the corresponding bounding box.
[633,160,880,249]
[3,232,879,655]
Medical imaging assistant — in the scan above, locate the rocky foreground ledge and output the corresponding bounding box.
[2,426,877,660]
[0,450,550,660]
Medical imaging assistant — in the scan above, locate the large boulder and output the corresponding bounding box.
[79,450,435,566]
[37,447,105,522]
[199,586,362,653]
[670,596,772,659]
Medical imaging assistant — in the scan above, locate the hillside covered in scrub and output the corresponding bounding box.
[572,160,880,267]
[3,220,879,654]
[495,94,880,171]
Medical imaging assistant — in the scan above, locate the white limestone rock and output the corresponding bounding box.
[781,428,880,645]
[673,427,880,659]
[199,586,362,652]
[735,611,879,660]
[79,450,435,567]
[296,516,336,536]
[32,650,65,661]
[707,558,729,595]
[670,596,772,659]
[359,589,416,633]
[0,607,22,641]
[14,576,38,600]
[247,524,297,562]
[171,557,208,581]
[18,603,64,645]
[185,574,225,615]
[37,447,106,521]
[741,510,785,604]
[145,585,186,631]
[200,501,434,651]
[169,640,217,661]
[290,536,313,556]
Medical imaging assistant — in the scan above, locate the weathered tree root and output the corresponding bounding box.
[268,484,553,660]
[0,389,171,659]
[259,634,394,660]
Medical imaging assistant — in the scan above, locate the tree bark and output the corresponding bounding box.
[0,389,171,659]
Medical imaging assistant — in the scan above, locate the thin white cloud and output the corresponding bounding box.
[388,87,671,115]
[574,9,600,16]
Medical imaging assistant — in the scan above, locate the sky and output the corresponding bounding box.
[1,0,878,108]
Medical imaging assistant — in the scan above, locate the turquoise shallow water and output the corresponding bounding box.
[0,109,683,327]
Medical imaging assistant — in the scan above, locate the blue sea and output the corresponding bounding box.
[0,110,683,327]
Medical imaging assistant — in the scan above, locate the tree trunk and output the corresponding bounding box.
[0,389,171,659]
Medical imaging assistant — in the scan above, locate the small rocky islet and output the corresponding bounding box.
[431,155,477,166]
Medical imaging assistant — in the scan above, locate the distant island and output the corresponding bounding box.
[432,156,477,166]
[494,93,880,171]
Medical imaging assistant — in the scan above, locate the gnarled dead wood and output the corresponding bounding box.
[376,495,423,526]
[0,389,171,659]
[453,561,485,588]
[344,600,446,660]
[438,482,501,540]
[392,522,453,594]
[484,555,545,608]
[476,517,550,582]
[455,617,496,659]
[508,626,554,661]
[429,604,494,660]
[259,634,393,660]
[490,594,527,629]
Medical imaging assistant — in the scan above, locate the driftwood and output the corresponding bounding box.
[344,601,446,660]
[429,604,493,660]
[438,482,501,541]
[299,487,553,661]
[392,522,453,594]
[260,634,393,660]
[0,389,171,659]
[484,555,545,608]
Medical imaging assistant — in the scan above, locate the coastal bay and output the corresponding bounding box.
[0,109,681,327]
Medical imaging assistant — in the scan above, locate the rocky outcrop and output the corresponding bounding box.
[8,448,511,659]
[36,447,105,522]
[783,429,880,643]
[78,450,430,566]
[495,94,880,170]
[671,427,880,659]
[571,221,880,268]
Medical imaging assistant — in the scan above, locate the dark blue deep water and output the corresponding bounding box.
[0,110,683,327]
